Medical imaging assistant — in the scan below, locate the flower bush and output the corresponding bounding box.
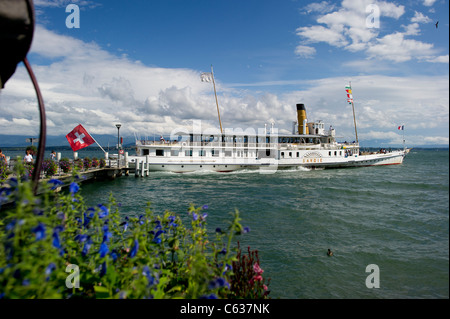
[83,157,92,171]
[228,242,271,299]
[0,164,269,299]
[59,158,72,174]
[91,158,99,169]
[42,159,58,177]
[73,159,83,171]
[99,158,106,168]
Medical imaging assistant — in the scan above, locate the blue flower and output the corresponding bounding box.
[97,204,109,218]
[52,231,61,249]
[215,227,223,234]
[202,205,209,210]
[99,242,109,258]
[102,231,112,243]
[6,220,16,232]
[69,182,79,195]
[45,263,56,276]
[192,212,198,221]
[208,277,230,290]
[120,221,128,232]
[75,234,88,243]
[82,237,93,256]
[168,221,178,228]
[243,227,251,233]
[45,263,57,281]
[223,264,232,275]
[8,178,18,188]
[142,266,157,287]
[110,250,119,262]
[47,179,63,190]
[129,239,139,258]
[32,223,46,241]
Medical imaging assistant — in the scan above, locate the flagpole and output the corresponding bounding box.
[349,82,359,144]
[211,65,223,134]
[82,124,106,153]
[402,125,405,150]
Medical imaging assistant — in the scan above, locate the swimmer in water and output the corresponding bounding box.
[327,249,333,256]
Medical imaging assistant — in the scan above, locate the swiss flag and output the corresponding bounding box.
[66,124,95,151]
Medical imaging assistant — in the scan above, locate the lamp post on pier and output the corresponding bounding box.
[116,123,121,166]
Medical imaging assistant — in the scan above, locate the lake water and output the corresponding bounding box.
[5,147,448,298]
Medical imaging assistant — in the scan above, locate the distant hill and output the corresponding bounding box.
[0,134,448,149]
[0,134,136,147]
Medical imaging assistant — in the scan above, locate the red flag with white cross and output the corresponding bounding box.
[66,124,95,151]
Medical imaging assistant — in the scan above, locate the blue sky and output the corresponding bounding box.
[0,0,448,147]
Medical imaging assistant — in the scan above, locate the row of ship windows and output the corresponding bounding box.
[148,149,347,158]
[280,151,344,158]
[151,149,258,157]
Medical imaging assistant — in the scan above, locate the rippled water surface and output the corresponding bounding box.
[78,149,449,298]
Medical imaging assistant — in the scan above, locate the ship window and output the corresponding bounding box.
[185,150,192,157]
[297,152,300,157]
[334,151,337,156]
[281,152,284,158]
[143,149,150,156]
[212,149,220,157]
[329,151,331,156]
[171,150,179,156]
[225,151,232,157]
[289,152,292,157]
[156,149,164,156]
[199,150,205,156]
[266,149,270,156]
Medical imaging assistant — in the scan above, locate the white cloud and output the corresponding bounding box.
[34,0,98,8]
[426,55,449,63]
[411,11,432,23]
[423,0,437,7]
[303,1,337,14]
[367,32,436,62]
[296,25,348,47]
[296,1,445,64]
[294,45,316,58]
[0,26,448,146]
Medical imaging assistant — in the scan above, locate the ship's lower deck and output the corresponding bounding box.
[126,149,407,173]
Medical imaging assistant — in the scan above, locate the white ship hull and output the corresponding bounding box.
[126,148,408,173]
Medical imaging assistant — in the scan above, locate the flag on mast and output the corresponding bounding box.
[66,124,95,152]
[398,125,404,130]
[345,85,353,104]
[200,72,213,83]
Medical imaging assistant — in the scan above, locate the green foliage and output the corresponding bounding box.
[0,163,269,299]
[0,160,8,182]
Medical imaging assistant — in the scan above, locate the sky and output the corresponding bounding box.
[0,0,448,147]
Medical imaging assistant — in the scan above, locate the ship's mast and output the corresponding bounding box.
[347,82,359,144]
[210,65,223,134]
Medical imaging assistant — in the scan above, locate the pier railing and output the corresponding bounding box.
[2,157,127,181]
